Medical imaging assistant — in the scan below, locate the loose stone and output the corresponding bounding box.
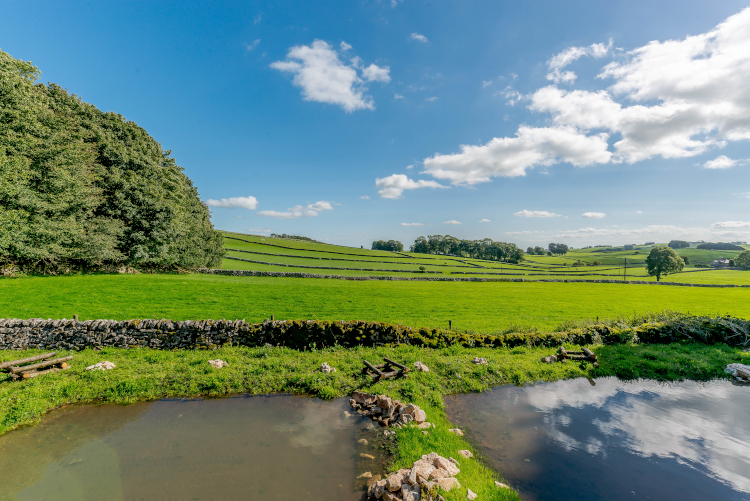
[85,361,116,371]
[207,359,228,369]
[448,428,464,436]
[458,450,473,459]
[467,488,478,500]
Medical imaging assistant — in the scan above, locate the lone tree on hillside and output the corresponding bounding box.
[667,240,690,249]
[548,243,569,255]
[646,246,684,281]
[736,250,750,269]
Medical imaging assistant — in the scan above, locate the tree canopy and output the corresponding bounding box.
[410,235,524,262]
[548,243,569,255]
[736,250,750,269]
[696,242,744,251]
[372,240,403,252]
[646,246,684,281]
[0,50,223,273]
[667,240,690,249]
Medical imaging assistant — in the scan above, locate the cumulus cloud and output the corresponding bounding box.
[546,38,613,84]
[401,222,423,226]
[394,93,404,99]
[479,219,491,223]
[360,195,370,200]
[704,155,740,169]
[410,8,750,186]
[514,210,562,218]
[582,212,606,218]
[712,220,750,228]
[246,39,261,51]
[271,40,390,112]
[375,174,448,199]
[257,200,333,219]
[426,96,438,102]
[411,33,429,43]
[206,196,258,210]
[443,220,461,225]
[482,80,493,88]
[423,126,611,185]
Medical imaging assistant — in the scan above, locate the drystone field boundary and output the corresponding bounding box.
[224,255,444,274]
[202,268,750,287]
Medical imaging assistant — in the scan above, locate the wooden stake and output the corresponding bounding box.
[383,357,409,372]
[582,348,597,360]
[0,352,56,371]
[73,314,78,321]
[363,360,383,378]
[10,356,73,374]
[21,366,70,379]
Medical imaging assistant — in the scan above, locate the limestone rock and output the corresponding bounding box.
[421,480,439,500]
[458,450,473,459]
[357,471,372,478]
[448,428,464,436]
[373,479,388,498]
[448,457,460,466]
[434,457,460,477]
[418,422,434,429]
[472,357,488,365]
[378,395,392,409]
[85,361,116,371]
[358,438,369,445]
[414,361,430,372]
[366,475,382,488]
[207,359,228,369]
[401,483,421,501]
[437,477,461,492]
[360,453,375,459]
[495,481,509,488]
[467,488,478,500]
[320,362,336,374]
[386,472,403,492]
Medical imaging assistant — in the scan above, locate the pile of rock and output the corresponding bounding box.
[351,391,428,428]
[368,452,461,501]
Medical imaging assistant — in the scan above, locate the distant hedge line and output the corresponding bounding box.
[2,315,748,351]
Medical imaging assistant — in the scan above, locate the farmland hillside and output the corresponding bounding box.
[0,50,223,273]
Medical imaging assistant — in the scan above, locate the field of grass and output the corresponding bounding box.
[2,274,749,333]
[217,233,750,284]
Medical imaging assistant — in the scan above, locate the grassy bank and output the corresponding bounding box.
[1,341,747,499]
[2,274,750,332]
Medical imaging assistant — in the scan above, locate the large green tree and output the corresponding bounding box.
[646,246,684,281]
[736,250,750,269]
[0,50,223,273]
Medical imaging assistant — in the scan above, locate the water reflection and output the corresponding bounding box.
[445,378,750,501]
[0,395,385,501]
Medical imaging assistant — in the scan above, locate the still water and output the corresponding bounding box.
[0,395,387,501]
[445,378,750,501]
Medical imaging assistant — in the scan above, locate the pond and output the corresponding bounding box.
[445,378,750,501]
[0,395,390,501]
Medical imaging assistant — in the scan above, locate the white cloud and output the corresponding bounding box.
[375,174,448,199]
[362,63,392,83]
[637,210,643,214]
[360,195,370,200]
[340,41,352,51]
[412,8,750,186]
[405,164,414,170]
[740,192,750,199]
[401,222,423,226]
[271,40,389,112]
[423,126,611,184]
[246,39,261,51]
[582,212,606,218]
[501,87,525,106]
[426,96,438,102]
[443,220,462,225]
[410,33,429,43]
[514,210,562,218]
[482,80,493,88]
[206,196,258,210]
[394,93,404,99]
[554,224,707,239]
[712,220,750,228]
[546,38,613,84]
[257,200,333,219]
[479,219,491,223]
[703,155,739,169]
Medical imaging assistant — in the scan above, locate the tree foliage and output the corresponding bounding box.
[410,234,524,262]
[696,242,744,251]
[0,50,223,273]
[667,240,690,249]
[548,243,569,255]
[646,246,684,281]
[372,240,403,252]
[736,250,750,269]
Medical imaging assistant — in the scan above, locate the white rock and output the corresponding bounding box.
[401,483,421,501]
[357,471,372,478]
[448,428,464,436]
[467,488,478,500]
[85,361,116,371]
[386,472,403,492]
[458,450,473,459]
[373,479,388,498]
[495,481,509,488]
[434,456,460,477]
[418,422,433,429]
[437,477,461,492]
[448,457,460,466]
[472,357,488,365]
[414,361,430,372]
[320,362,336,374]
[207,359,228,369]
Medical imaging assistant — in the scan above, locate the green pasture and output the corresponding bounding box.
[2,274,749,332]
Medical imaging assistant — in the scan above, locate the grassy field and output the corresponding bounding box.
[217,233,750,283]
[2,274,749,333]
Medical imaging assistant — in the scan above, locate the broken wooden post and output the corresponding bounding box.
[363,360,383,378]
[582,348,597,361]
[73,314,78,322]
[271,314,275,321]
[10,356,74,374]
[0,352,56,371]
[383,357,410,372]
[21,366,71,379]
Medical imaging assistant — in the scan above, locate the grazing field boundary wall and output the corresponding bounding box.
[224,255,444,273]
[224,235,418,259]
[1,315,748,351]
[225,248,479,268]
[202,268,750,287]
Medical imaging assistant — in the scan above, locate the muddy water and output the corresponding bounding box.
[445,378,750,501]
[0,395,390,501]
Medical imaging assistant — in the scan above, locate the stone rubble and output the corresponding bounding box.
[467,488,478,500]
[414,361,430,372]
[457,450,473,459]
[448,428,464,436]
[368,452,462,501]
[350,391,428,428]
[725,363,750,381]
[320,362,337,374]
[85,361,115,371]
[471,357,488,365]
[207,359,228,369]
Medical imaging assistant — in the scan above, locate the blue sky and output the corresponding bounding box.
[2,0,749,248]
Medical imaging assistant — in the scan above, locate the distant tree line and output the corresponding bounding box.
[372,240,404,252]
[548,243,569,255]
[668,240,690,249]
[526,246,547,255]
[410,235,524,262]
[271,233,322,243]
[696,242,745,251]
